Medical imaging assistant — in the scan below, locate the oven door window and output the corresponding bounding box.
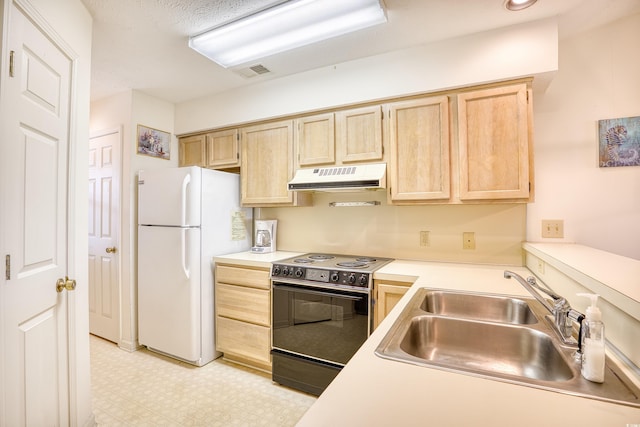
[272,284,369,366]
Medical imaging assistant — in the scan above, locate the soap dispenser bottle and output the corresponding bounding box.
[578,293,605,383]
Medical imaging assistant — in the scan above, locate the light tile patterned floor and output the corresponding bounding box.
[90,335,316,426]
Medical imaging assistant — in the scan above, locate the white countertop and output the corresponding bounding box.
[213,250,305,269]
[212,250,640,425]
[296,260,640,427]
[524,242,640,304]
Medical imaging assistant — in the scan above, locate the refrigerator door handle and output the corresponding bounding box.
[181,228,190,279]
[181,173,191,226]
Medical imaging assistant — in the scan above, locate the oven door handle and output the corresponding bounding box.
[272,284,363,300]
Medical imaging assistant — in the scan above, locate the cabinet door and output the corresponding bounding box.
[296,113,335,167]
[217,283,270,326]
[240,120,294,205]
[178,134,206,167]
[216,316,271,366]
[206,129,239,168]
[216,265,270,289]
[336,105,383,163]
[374,282,410,329]
[388,96,450,202]
[457,84,530,200]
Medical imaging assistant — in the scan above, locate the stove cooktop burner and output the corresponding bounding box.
[356,257,377,263]
[307,254,335,260]
[293,258,314,264]
[336,261,368,268]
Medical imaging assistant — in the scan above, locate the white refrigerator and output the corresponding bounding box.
[137,166,252,366]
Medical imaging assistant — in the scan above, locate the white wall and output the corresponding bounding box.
[172,18,560,265]
[266,192,527,265]
[175,18,558,134]
[526,12,640,260]
[89,90,176,351]
[175,13,640,262]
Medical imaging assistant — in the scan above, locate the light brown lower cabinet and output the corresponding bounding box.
[373,280,413,329]
[215,264,272,372]
[216,317,271,368]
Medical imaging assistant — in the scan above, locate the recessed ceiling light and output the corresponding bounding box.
[504,0,537,11]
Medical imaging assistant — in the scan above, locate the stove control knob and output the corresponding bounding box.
[295,269,304,278]
[272,266,281,276]
[282,267,289,276]
[358,274,368,286]
[347,273,356,284]
[330,272,340,282]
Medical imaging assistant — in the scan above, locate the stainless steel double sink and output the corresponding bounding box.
[375,288,640,408]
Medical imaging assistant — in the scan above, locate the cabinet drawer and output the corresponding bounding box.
[217,283,270,326]
[216,264,270,289]
[216,316,271,365]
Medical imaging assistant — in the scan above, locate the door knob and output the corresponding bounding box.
[56,276,77,293]
[106,247,117,254]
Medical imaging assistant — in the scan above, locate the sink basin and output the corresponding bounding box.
[400,315,572,381]
[375,287,640,408]
[420,290,538,324]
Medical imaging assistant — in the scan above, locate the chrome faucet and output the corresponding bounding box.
[504,271,584,347]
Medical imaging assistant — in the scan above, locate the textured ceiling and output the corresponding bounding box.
[80,0,640,104]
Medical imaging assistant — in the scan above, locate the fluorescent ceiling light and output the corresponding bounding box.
[189,0,387,68]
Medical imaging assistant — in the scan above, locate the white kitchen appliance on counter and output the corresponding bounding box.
[137,166,251,366]
[251,219,277,253]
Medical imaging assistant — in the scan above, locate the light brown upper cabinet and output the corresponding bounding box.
[178,134,206,167]
[240,120,310,207]
[296,113,336,167]
[336,105,384,163]
[206,129,240,169]
[388,96,451,202]
[179,129,240,169]
[457,83,531,201]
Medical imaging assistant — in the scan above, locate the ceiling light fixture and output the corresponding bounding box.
[504,0,538,11]
[188,0,387,69]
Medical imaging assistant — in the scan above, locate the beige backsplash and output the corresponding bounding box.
[259,191,526,266]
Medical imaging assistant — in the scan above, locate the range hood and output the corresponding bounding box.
[288,163,386,191]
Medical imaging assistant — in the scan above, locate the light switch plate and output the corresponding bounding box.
[541,220,564,238]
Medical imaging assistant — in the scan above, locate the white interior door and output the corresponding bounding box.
[0,2,73,425]
[88,128,121,342]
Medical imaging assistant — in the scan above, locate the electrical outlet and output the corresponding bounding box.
[537,259,545,275]
[462,232,475,250]
[420,231,430,247]
[541,220,564,238]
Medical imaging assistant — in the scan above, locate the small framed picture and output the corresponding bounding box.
[598,116,640,167]
[137,125,171,160]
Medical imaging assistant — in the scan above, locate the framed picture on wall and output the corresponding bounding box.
[137,124,171,160]
[598,116,640,167]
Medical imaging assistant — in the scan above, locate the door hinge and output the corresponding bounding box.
[5,254,10,280]
[9,51,15,77]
